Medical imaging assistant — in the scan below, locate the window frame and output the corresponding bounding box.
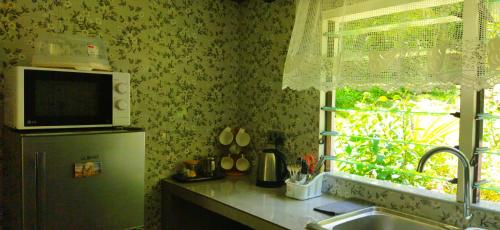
[319,0,490,204]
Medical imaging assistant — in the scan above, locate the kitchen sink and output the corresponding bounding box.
[307,207,460,230]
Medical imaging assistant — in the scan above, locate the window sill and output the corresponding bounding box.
[325,171,500,214]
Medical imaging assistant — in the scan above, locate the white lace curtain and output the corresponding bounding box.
[283,0,500,92]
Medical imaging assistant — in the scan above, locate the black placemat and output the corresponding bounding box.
[313,198,373,216]
[171,172,225,183]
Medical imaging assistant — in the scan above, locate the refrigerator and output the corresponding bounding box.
[2,128,145,229]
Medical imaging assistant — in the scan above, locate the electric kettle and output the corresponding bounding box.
[256,148,289,187]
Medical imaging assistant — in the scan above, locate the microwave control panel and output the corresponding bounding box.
[112,73,130,126]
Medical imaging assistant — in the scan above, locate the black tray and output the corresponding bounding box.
[171,172,225,183]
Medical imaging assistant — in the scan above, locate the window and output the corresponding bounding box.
[323,87,461,195]
[478,85,500,202]
[477,0,500,202]
[321,87,500,203]
[320,0,500,203]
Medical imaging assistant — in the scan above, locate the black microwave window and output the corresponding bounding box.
[24,69,113,126]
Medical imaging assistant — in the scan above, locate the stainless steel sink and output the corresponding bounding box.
[307,207,460,230]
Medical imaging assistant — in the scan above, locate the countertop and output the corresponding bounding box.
[162,176,340,230]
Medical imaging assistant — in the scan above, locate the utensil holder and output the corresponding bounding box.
[285,172,325,200]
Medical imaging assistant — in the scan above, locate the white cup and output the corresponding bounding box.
[235,154,250,172]
[218,127,234,145]
[221,153,234,170]
[235,128,250,147]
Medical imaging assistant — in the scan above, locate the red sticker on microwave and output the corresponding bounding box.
[87,43,98,56]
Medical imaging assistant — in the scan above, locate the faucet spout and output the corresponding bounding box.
[417,146,472,222]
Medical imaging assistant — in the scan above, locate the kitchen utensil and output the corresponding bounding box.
[297,174,307,184]
[306,155,325,184]
[221,154,234,170]
[235,154,250,172]
[285,172,325,200]
[297,160,308,184]
[256,147,289,187]
[303,153,317,174]
[300,160,308,174]
[201,156,216,177]
[313,156,325,175]
[218,127,234,145]
[235,128,251,147]
[287,164,300,182]
[183,160,199,178]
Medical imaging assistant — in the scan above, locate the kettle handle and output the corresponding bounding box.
[274,150,289,180]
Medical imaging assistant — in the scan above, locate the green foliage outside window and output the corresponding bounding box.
[333,87,460,195]
[333,86,500,201]
[480,86,500,202]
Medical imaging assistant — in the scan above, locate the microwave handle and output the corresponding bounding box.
[35,152,47,230]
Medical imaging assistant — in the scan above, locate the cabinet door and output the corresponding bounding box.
[23,132,144,230]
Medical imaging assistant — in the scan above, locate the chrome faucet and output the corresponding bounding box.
[417,146,472,222]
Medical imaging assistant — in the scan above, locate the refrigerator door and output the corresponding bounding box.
[22,131,144,230]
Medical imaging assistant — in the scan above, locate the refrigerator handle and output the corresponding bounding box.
[35,152,47,230]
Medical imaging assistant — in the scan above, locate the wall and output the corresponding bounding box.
[0,0,242,228]
[238,0,320,160]
[0,0,321,228]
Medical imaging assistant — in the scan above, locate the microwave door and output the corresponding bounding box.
[22,131,145,229]
[23,70,113,127]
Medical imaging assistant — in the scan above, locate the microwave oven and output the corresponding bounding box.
[4,66,130,130]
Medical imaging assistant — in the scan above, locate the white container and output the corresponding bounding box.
[285,172,326,200]
[32,33,111,71]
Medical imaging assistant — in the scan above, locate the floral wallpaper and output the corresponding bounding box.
[0,0,243,228]
[238,0,320,161]
[0,0,319,229]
